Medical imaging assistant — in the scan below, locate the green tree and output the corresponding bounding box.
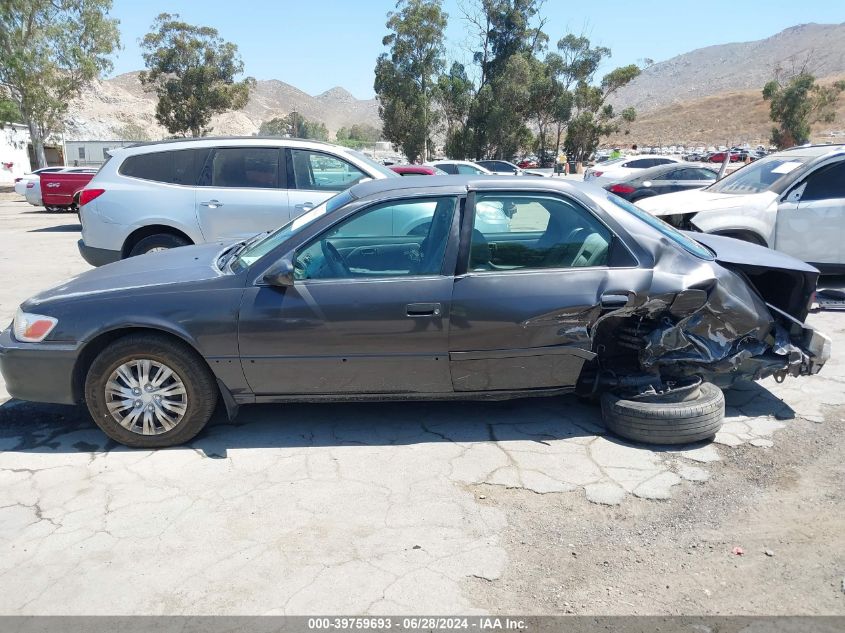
[374,0,447,161]
[259,112,328,140]
[558,38,640,163]
[0,0,120,167]
[0,98,22,126]
[763,71,845,148]
[458,0,547,158]
[139,13,254,138]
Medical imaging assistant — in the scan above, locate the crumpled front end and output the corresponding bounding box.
[585,264,830,395]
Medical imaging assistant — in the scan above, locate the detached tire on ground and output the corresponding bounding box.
[600,382,725,445]
[85,334,218,448]
[128,233,190,257]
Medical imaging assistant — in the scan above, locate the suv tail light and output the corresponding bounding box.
[26,181,34,188]
[592,171,603,177]
[609,183,636,194]
[79,188,105,206]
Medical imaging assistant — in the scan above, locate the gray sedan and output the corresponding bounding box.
[0,176,830,448]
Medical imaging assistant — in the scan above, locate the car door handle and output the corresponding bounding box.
[406,302,442,317]
[600,293,629,308]
[295,202,314,211]
[200,199,223,208]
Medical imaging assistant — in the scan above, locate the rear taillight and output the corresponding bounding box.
[592,171,603,177]
[79,188,105,206]
[26,181,34,188]
[609,184,636,194]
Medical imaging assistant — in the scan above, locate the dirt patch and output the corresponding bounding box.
[465,411,845,615]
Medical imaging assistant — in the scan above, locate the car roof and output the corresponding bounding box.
[109,136,351,157]
[775,144,845,159]
[347,174,592,199]
[630,162,716,179]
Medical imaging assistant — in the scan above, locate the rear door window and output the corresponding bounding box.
[205,147,281,189]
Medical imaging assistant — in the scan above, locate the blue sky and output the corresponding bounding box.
[108,0,843,99]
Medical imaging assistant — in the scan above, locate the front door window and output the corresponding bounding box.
[294,197,457,280]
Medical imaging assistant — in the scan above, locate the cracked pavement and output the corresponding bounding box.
[0,199,843,614]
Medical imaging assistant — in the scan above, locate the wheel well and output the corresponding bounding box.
[122,225,194,258]
[71,327,211,404]
[711,229,767,247]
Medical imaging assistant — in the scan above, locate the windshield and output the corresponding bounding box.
[231,190,356,272]
[706,153,812,194]
[345,150,399,179]
[606,194,715,260]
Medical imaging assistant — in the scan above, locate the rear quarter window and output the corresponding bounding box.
[119,148,210,185]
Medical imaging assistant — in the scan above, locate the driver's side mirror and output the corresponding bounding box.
[262,258,295,287]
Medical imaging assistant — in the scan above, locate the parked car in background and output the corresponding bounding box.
[604,163,718,202]
[40,169,98,212]
[76,137,398,266]
[637,145,845,271]
[14,166,65,197]
[389,164,447,176]
[1,176,828,448]
[23,168,96,208]
[708,151,741,163]
[426,160,492,176]
[517,158,539,169]
[476,159,524,175]
[583,154,683,186]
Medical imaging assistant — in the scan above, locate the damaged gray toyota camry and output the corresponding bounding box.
[0,176,831,448]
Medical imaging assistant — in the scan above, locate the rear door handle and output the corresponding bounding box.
[600,293,629,308]
[295,202,314,211]
[406,302,442,317]
[200,199,223,208]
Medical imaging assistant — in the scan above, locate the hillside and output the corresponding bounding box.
[611,23,845,114]
[63,72,381,141]
[606,75,845,147]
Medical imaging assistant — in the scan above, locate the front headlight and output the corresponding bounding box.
[13,309,58,343]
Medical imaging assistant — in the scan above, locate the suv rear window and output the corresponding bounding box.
[120,148,210,185]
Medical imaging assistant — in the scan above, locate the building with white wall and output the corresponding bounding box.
[0,124,34,185]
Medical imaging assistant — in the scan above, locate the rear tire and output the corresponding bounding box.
[600,382,724,445]
[128,233,190,257]
[84,334,218,448]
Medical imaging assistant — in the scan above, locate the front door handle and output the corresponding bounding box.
[600,293,629,309]
[200,199,223,208]
[406,302,442,317]
[295,202,314,211]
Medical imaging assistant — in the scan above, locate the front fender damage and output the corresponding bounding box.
[586,266,828,395]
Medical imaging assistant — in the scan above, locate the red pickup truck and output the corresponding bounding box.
[39,169,97,212]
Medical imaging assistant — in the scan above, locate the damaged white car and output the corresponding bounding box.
[637,145,845,272]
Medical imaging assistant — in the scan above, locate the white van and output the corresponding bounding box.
[76,137,398,266]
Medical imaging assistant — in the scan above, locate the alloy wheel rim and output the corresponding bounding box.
[146,247,167,254]
[105,359,188,435]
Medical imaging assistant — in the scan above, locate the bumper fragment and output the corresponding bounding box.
[77,239,121,267]
[0,328,80,405]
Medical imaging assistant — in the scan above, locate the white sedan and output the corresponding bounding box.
[637,145,845,271]
[13,166,65,197]
[583,154,683,186]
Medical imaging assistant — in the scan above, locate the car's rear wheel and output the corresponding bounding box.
[128,233,190,257]
[600,381,724,445]
[84,334,218,448]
